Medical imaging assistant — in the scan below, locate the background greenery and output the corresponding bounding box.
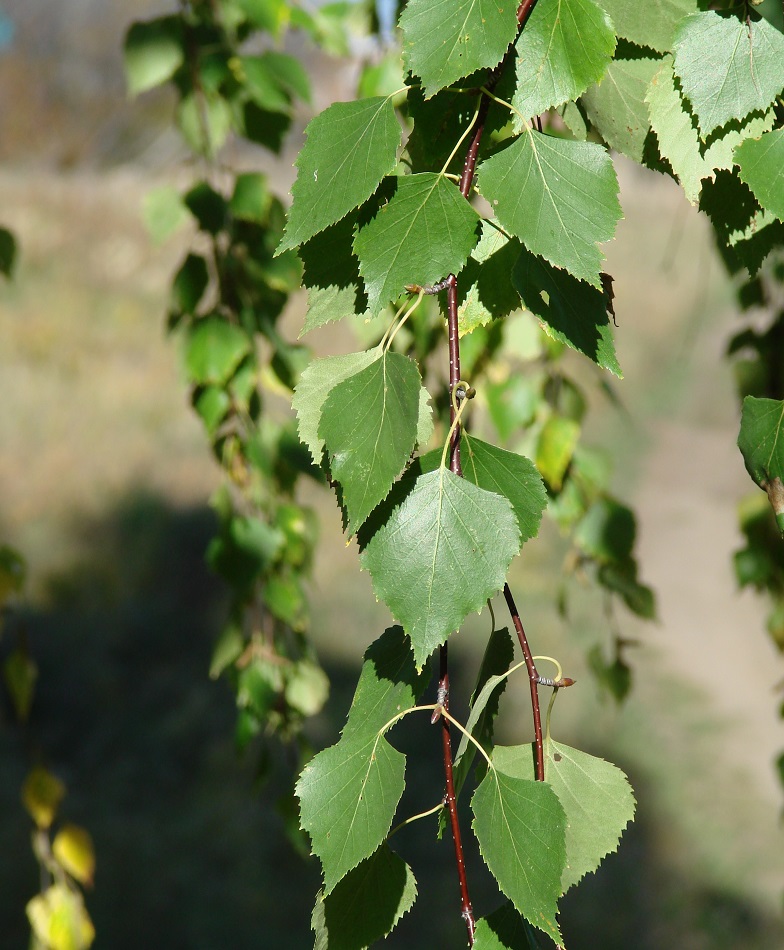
[0,1,783,946]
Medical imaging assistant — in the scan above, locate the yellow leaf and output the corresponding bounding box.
[27,884,95,950]
[22,768,66,830]
[53,825,96,887]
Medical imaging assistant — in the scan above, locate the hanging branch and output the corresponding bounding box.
[436,1,543,940]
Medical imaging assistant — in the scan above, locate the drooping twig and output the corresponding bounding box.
[436,2,542,940]
[504,584,544,781]
[438,647,475,943]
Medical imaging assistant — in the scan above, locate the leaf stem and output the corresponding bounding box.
[387,801,445,840]
[440,98,483,178]
[384,289,425,351]
[503,583,544,781]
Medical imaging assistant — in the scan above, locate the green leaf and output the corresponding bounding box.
[286,661,330,717]
[0,226,16,278]
[550,745,636,887]
[738,396,784,533]
[235,0,288,36]
[580,47,661,164]
[452,220,523,335]
[184,181,227,234]
[343,627,430,744]
[596,0,698,54]
[184,317,251,385]
[320,352,422,532]
[452,627,515,799]
[293,349,381,463]
[123,17,184,96]
[574,496,636,563]
[472,747,566,945]
[238,100,291,153]
[360,469,520,668]
[588,644,631,702]
[297,731,406,894]
[647,56,776,205]
[512,740,636,892]
[735,128,784,222]
[256,51,311,104]
[278,97,401,253]
[461,433,548,543]
[237,55,292,113]
[474,902,542,949]
[299,215,370,335]
[142,185,189,244]
[400,0,519,97]
[354,173,480,314]
[177,92,233,156]
[535,416,580,490]
[479,130,621,288]
[193,385,230,435]
[513,247,621,376]
[209,622,245,679]
[672,10,784,138]
[511,0,616,119]
[311,845,417,950]
[171,253,209,316]
[598,559,656,618]
[3,647,37,722]
[230,172,270,223]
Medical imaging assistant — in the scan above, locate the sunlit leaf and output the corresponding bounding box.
[472,747,566,945]
[278,97,401,253]
[297,731,406,894]
[647,56,775,205]
[53,824,96,887]
[361,469,520,668]
[320,352,422,532]
[672,10,784,137]
[479,130,621,288]
[511,0,616,119]
[184,317,251,385]
[354,173,480,314]
[596,0,698,54]
[400,0,519,97]
[27,885,95,950]
[294,350,380,462]
[123,17,184,96]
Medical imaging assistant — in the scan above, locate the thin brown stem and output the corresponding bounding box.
[504,584,544,781]
[439,644,475,943]
[438,0,541,938]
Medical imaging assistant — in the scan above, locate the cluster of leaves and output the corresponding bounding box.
[298,626,635,948]
[122,0,368,766]
[273,0,784,943]
[22,767,96,950]
[1,544,96,950]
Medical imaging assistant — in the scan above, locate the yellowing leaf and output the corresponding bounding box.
[53,825,96,887]
[27,884,95,950]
